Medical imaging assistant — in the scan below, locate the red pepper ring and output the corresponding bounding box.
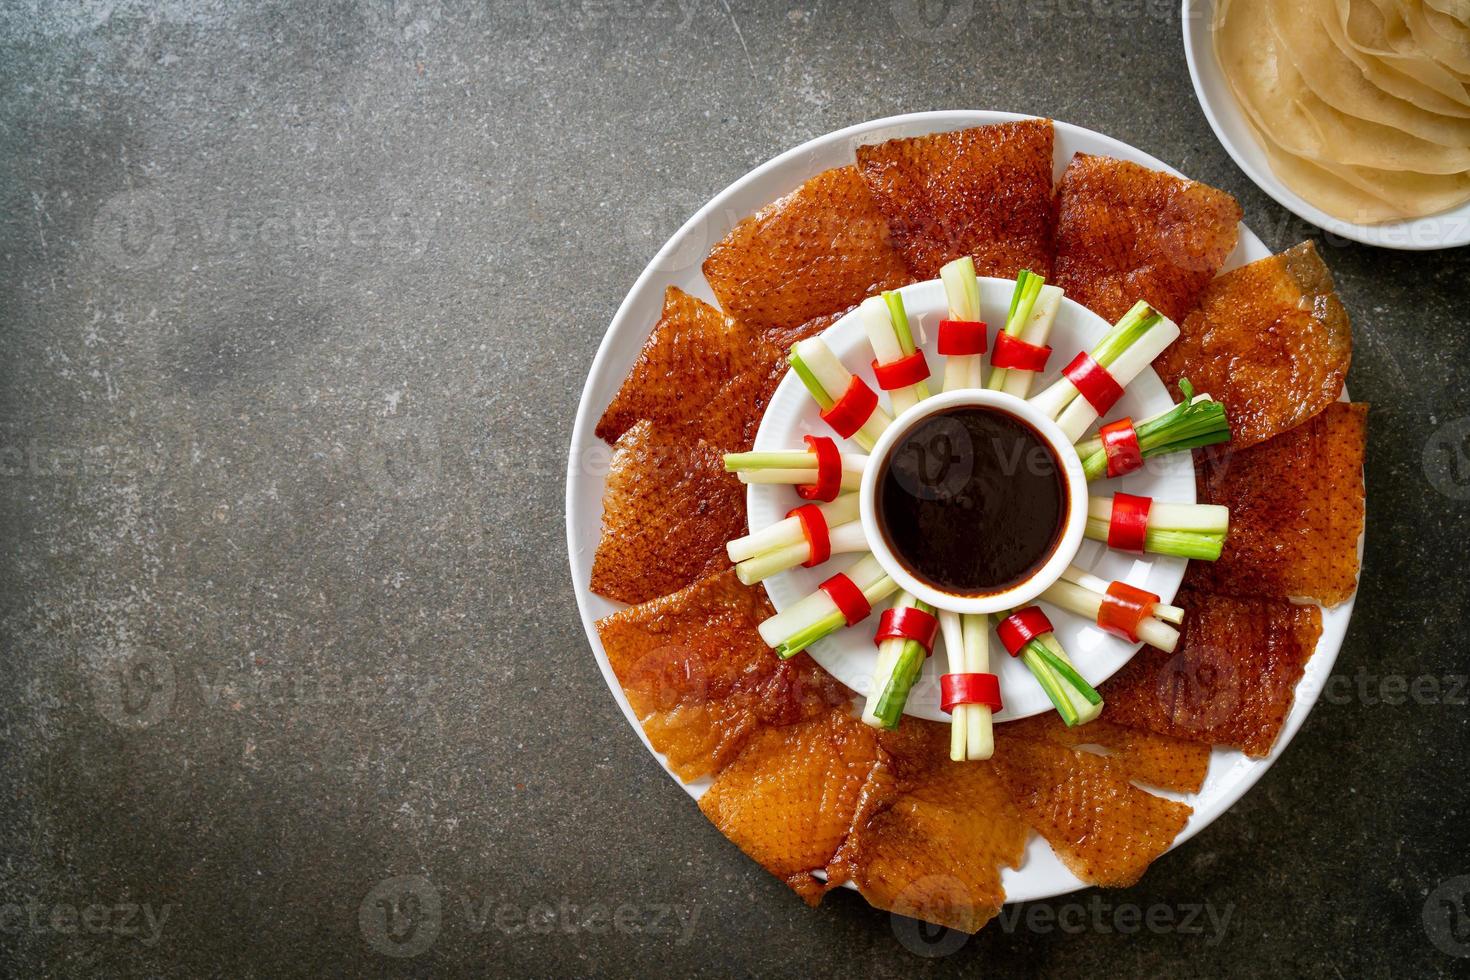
[1100,417,1143,478]
[795,434,842,502]
[873,606,940,656]
[996,606,1054,657]
[1107,492,1152,553]
[940,672,1003,714]
[819,572,871,626]
[1062,352,1125,416]
[991,332,1052,372]
[871,350,930,391]
[937,319,987,356]
[1097,581,1161,643]
[786,504,831,568]
[819,376,879,439]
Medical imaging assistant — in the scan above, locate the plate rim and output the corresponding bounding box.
[1180,0,1470,251]
[565,109,1358,905]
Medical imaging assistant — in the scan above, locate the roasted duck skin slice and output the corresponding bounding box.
[596,286,767,445]
[596,569,851,782]
[589,420,746,605]
[1154,241,1352,450]
[1101,589,1324,758]
[855,119,1056,280]
[1055,153,1242,323]
[1191,402,1368,606]
[702,165,912,333]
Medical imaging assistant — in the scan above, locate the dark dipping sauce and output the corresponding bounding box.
[877,405,1067,596]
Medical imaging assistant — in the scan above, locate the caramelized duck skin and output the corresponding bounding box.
[1054,153,1241,323]
[1101,588,1324,758]
[855,119,1057,280]
[1154,241,1352,450]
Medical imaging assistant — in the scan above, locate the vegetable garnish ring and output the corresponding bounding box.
[794,434,842,502]
[1100,417,1143,477]
[997,606,1055,657]
[819,376,879,439]
[871,351,931,391]
[940,672,1003,713]
[991,331,1052,371]
[873,606,939,655]
[936,319,987,356]
[1062,351,1125,416]
[786,504,831,568]
[819,572,871,626]
[1097,581,1161,643]
[1107,492,1152,553]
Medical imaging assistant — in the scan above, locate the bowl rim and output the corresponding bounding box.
[857,388,1088,616]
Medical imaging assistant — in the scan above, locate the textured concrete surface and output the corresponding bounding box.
[1,1,1467,975]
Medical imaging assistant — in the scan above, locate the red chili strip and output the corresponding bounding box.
[1100,417,1143,477]
[996,606,1054,657]
[819,572,871,626]
[819,376,878,439]
[873,606,940,655]
[1106,492,1152,553]
[795,434,842,502]
[1097,581,1161,643]
[991,332,1052,372]
[940,672,1003,713]
[1062,352,1125,416]
[871,350,930,391]
[786,504,831,568]
[937,320,987,356]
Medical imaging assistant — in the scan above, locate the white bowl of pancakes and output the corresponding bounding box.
[1184,0,1470,250]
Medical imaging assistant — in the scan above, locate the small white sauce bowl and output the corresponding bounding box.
[858,388,1087,616]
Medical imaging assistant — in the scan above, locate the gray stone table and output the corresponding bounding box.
[2,1,1467,976]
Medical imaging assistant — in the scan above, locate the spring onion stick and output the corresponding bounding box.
[1084,495,1230,560]
[758,555,896,657]
[986,270,1047,392]
[1029,301,1181,441]
[998,284,1063,398]
[996,612,1102,727]
[727,494,861,563]
[1075,380,1231,480]
[939,257,985,392]
[863,592,935,730]
[938,611,994,760]
[861,293,931,415]
[724,450,866,492]
[790,338,892,450]
[1042,570,1180,652]
[735,521,867,584]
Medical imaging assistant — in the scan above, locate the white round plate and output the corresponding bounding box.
[567,111,1358,904]
[1182,0,1470,251]
[750,277,1195,722]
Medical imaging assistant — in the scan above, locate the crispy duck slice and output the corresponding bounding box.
[596,569,851,782]
[854,119,1057,280]
[989,731,1193,888]
[596,286,767,445]
[1154,241,1353,450]
[699,706,879,904]
[1101,589,1324,758]
[1191,402,1368,606]
[1054,153,1242,323]
[1000,713,1211,794]
[702,165,912,333]
[828,721,1027,933]
[589,420,746,605]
